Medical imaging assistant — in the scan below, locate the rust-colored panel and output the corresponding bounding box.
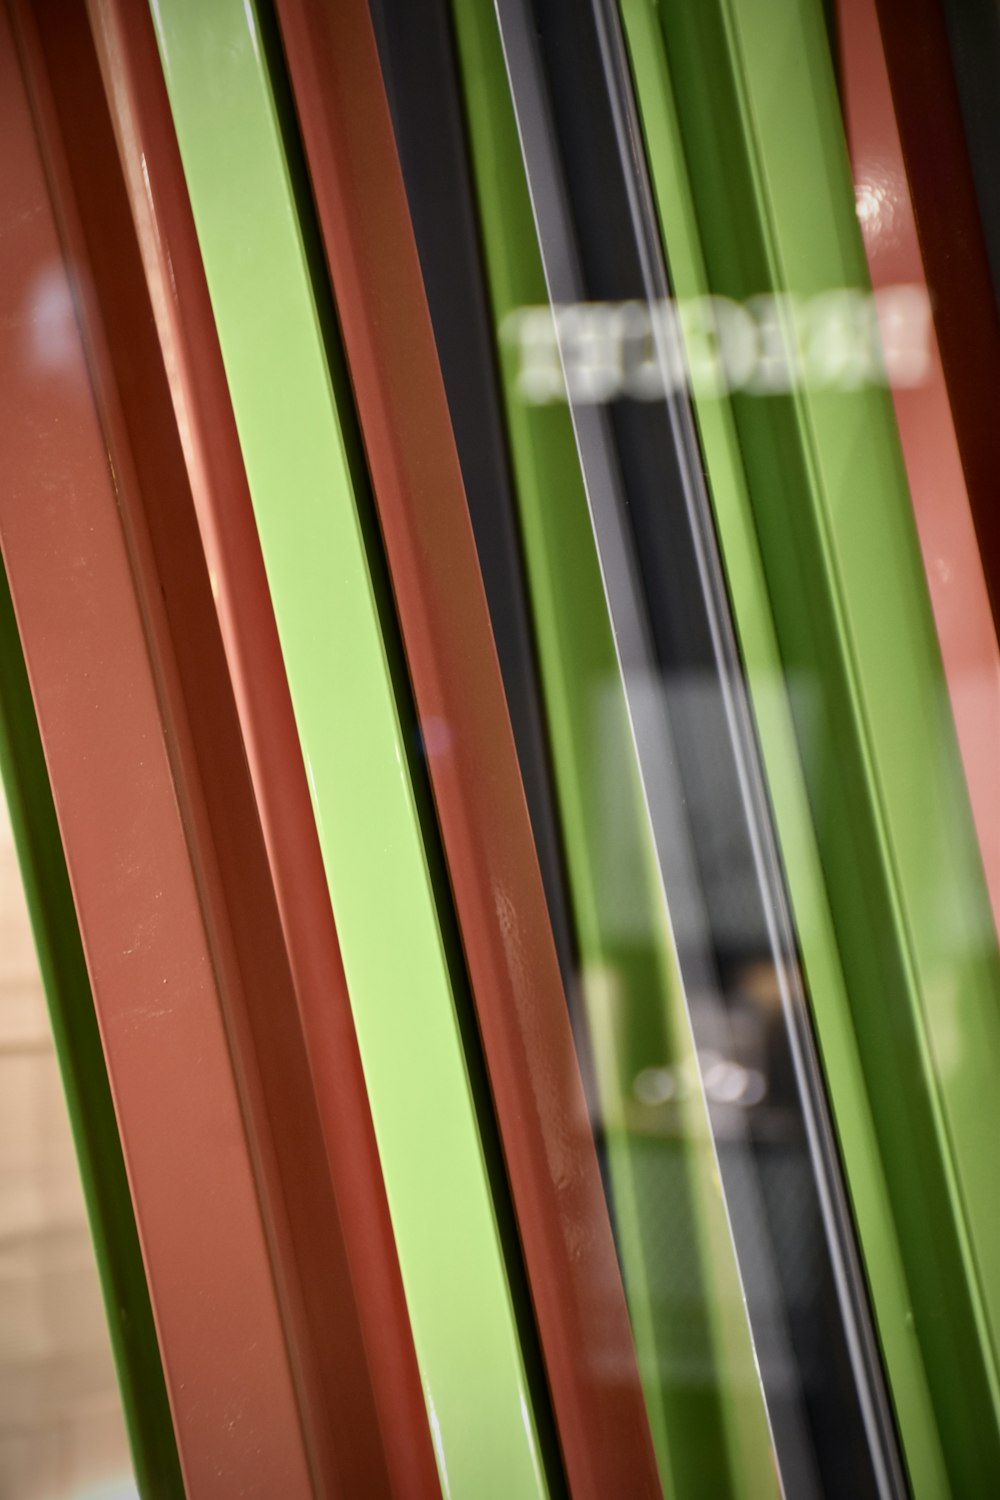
[0,5,312,1493]
[874,0,1000,634]
[2,0,433,1492]
[82,0,440,1492]
[272,1,661,1494]
[838,0,1000,940]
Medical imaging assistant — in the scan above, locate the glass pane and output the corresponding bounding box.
[374,0,1000,1493]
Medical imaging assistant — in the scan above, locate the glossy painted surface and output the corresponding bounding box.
[628,0,1000,1488]
[150,1,547,1493]
[450,4,774,1496]
[271,0,658,1492]
[87,0,440,1489]
[0,6,316,1489]
[0,560,180,1498]
[838,0,1000,1117]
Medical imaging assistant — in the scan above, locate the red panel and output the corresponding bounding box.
[83,0,439,1490]
[839,0,1000,939]
[1,0,436,1491]
[272,1,662,1494]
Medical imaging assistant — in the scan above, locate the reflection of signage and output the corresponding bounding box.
[501,285,931,403]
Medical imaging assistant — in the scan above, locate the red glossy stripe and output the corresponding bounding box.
[83,0,440,1491]
[3,0,435,1491]
[838,0,1000,941]
[272,2,662,1495]
[0,2,313,1490]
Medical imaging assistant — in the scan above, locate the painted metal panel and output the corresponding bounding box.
[874,0,1000,633]
[148,1,550,1492]
[0,6,316,1489]
[0,557,181,1498]
[81,0,440,1489]
[269,1,660,1493]
[838,0,1000,1115]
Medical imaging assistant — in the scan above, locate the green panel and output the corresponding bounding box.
[149,2,547,1494]
[450,4,775,1496]
[623,0,1000,1491]
[0,560,182,1499]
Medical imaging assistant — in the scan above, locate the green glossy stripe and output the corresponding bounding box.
[618,4,945,1489]
[624,0,1000,1491]
[450,4,775,1496]
[0,559,182,1499]
[149,2,547,1494]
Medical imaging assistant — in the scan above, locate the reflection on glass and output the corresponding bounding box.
[377,0,1000,1493]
